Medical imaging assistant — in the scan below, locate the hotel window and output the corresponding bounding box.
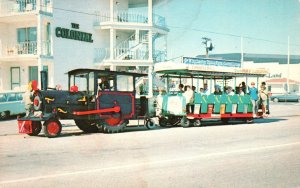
[11,67,20,90]
[29,66,48,82]
[17,27,37,54]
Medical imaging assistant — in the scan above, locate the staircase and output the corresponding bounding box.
[114,31,160,60]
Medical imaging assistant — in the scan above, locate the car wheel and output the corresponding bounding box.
[273,98,279,103]
[0,111,9,120]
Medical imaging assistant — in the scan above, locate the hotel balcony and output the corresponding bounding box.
[94,11,169,33]
[94,47,153,66]
[0,0,52,23]
[94,47,167,65]
[0,40,52,61]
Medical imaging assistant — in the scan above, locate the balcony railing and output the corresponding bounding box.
[153,50,167,62]
[94,11,166,28]
[0,0,52,16]
[153,13,167,28]
[94,47,149,62]
[2,41,37,56]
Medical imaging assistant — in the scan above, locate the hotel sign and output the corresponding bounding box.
[183,57,241,68]
[55,23,93,43]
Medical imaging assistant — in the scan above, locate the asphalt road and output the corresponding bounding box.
[0,102,300,188]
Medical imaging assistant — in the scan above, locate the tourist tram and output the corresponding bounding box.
[154,62,268,127]
[17,60,268,137]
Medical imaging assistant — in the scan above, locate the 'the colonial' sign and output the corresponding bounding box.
[55,23,93,43]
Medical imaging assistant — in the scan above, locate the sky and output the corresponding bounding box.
[154,0,300,59]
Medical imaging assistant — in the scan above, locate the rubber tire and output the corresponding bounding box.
[0,111,9,120]
[43,119,62,138]
[273,98,279,103]
[28,121,42,136]
[145,118,156,129]
[101,120,127,133]
[193,119,201,127]
[181,117,190,128]
[74,119,99,133]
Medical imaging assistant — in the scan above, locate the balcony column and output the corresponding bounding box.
[110,0,114,22]
[109,29,116,60]
[148,0,153,25]
[135,29,140,45]
[148,66,153,98]
[37,14,43,87]
[148,30,153,61]
[36,0,41,12]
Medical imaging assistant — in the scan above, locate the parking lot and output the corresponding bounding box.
[0,102,300,188]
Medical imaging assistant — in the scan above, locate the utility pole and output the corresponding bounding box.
[202,37,213,58]
[287,36,290,93]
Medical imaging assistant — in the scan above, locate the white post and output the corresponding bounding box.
[148,0,153,25]
[287,36,290,93]
[37,14,43,87]
[110,0,114,22]
[148,30,153,61]
[109,29,115,60]
[241,36,244,68]
[148,66,153,98]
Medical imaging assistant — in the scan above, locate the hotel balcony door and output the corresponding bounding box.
[11,67,20,90]
[29,65,48,83]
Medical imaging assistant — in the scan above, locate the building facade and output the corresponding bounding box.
[0,0,169,93]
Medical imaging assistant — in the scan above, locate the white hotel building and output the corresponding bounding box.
[0,0,169,91]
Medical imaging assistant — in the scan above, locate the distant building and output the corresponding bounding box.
[195,53,300,93]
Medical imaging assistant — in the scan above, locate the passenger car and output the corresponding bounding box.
[270,92,300,102]
[0,91,25,119]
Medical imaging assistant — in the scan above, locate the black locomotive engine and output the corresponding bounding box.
[18,69,153,138]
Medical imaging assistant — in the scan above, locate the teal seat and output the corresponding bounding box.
[207,94,221,114]
[220,95,232,113]
[162,94,186,116]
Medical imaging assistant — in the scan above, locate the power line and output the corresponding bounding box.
[38,4,300,47]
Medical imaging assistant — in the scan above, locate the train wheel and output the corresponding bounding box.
[221,118,229,124]
[74,119,99,133]
[145,118,156,129]
[158,117,168,127]
[43,119,62,138]
[28,121,42,136]
[181,117,190,128]
[193,119,202,127]
[101,112,127,133]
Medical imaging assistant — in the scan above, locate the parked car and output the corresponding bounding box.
[270,92,300,102]
[0,91,25,119]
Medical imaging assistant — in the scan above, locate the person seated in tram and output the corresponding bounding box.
[226,86,235,96]
[213,85,222,95]
[203,83,210,95]
[199,88,204,95]
[178,84,184,93]
[238,87,245,96]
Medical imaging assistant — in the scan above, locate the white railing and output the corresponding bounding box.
[94,11,148,25]
[40,0,52,13]
[153,13,167,28]
[1,41,37,56]
[153,50,167,62]
[94,47,149,62]
[0,0,36,16]
[0,0,52,16]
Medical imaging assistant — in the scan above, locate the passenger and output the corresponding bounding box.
[238,87,245,96]
[258,82,268,117]
[183,85,194,114]
[239,81,247,94]
[248,82,258,117]
[226,86,235,96]
[199,88,204,94]
[192,86,196,93]
[203,83,209,95]
[213,85,222,95]
[178,84,184,93]
[98,77,110,91]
